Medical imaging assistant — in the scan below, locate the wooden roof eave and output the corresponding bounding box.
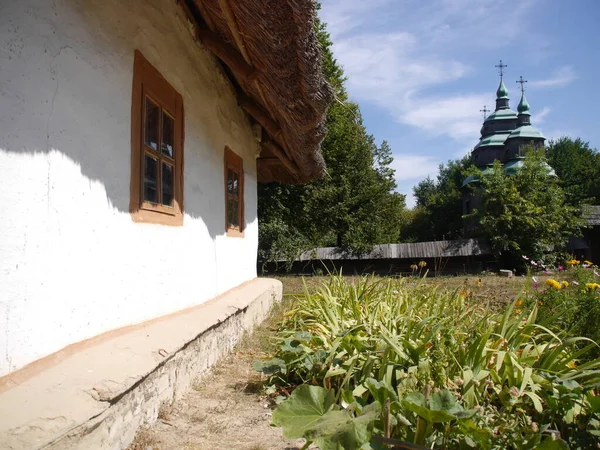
[177,0,299,182]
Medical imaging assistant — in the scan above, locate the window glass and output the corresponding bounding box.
[161,112,174,158]
[143,154,158,203]
[144,97,159,151]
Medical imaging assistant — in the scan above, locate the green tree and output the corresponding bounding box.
[403,156,471,241]
[257,16,406,265]
[546,137,600,206]
[468,147,582,267]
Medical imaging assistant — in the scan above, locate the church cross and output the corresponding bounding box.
[495,59,507,80]
[516,75,528,94]
[479,105,490,119]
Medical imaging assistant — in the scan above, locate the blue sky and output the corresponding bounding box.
[319,0,600,207]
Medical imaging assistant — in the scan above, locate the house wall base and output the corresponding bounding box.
[0,278,282,450]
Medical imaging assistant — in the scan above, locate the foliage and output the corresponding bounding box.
[526,260,600,361]
[257,18,406,267]
[255,275,600,449]
[546,137,600,206]
[402,156,472,242]
[466,147,583,269]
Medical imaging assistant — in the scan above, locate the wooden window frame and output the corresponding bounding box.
[224,147,244,237]
[130,50,184,226]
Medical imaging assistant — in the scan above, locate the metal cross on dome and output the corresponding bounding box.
[495,60,507,80]
[480,105,490,119]
[516,75,528,94]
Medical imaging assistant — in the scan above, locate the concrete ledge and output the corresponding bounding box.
[0,278,282,450]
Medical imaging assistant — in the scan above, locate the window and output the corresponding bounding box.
[224,147,244,237]
[130,50,184,226]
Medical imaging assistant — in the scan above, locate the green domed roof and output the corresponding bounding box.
[503,157,556,176]
[461,165,497,187]
[485,108,518,121]
[463,158,556,186]
[496,80,509,99]
[506,125,545,140]
[517,94,530,114]
[474,131,510,150]
[503,157,525,175]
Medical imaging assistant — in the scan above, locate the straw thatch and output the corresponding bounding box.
[180,0,333,184]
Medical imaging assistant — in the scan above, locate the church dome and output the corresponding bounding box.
[503,156,556,176]
[496,80,509,99]
[506,125,545,140]
[485,108,518,122]
[517,93,530,114]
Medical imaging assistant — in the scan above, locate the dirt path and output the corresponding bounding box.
[128,301,302,450]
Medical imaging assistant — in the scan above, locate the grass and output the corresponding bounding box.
[273,273,548,312]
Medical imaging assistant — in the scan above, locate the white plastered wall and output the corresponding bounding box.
[0,0,259,376]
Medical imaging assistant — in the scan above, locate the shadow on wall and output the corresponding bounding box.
[0,0,258,239]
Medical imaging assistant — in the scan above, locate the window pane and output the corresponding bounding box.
[162,163,174,207]
[227,169,233,195]
[143,154,158,203]
[227,199,239,228]
[227,169,239,198]
[162,112,174,158]
[232,171,239,197]
[144,97,159,151]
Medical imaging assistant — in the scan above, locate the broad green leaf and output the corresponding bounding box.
[305,403,380,450]
[294,330,313,342]
[430,390,460,413]
[252,358,286,375]
[458,420,491,450]
[403,394,455,423]
[365,377,398,406]
[272,385,336,439]
[537,437,570,450]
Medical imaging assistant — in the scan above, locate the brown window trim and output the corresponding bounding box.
[224,147,244,237]
[130,50,184,226]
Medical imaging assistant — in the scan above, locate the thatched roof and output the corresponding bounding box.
[179,0,333,184]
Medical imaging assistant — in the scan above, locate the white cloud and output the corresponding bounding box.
[529,66,576,88]
[535,106,551,123]
[391,155,440,182]
[399,93,488,141]
[320,0,539,146]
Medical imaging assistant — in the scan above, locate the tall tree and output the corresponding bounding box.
[257,17,406,265]
[403,156,471,242]
[468,147,582,268]
[546,137,600,206]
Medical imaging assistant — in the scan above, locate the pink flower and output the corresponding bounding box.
[558,266,564,271]
[533,283,539,289]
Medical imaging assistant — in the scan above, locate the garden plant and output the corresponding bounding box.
[254,269,600,449]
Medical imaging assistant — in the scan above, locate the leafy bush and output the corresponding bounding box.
[528,261,600,361]
[255,275,600,449]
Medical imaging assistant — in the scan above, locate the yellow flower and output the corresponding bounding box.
[586,283,600,291]
[545,279,562,290]
[567,259,581,266]
[516,299,523,306]
[584,260,593,265]
[561,281,569,288]
[418,260,427,268]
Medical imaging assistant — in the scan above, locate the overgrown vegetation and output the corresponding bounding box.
[255,273,600,449]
